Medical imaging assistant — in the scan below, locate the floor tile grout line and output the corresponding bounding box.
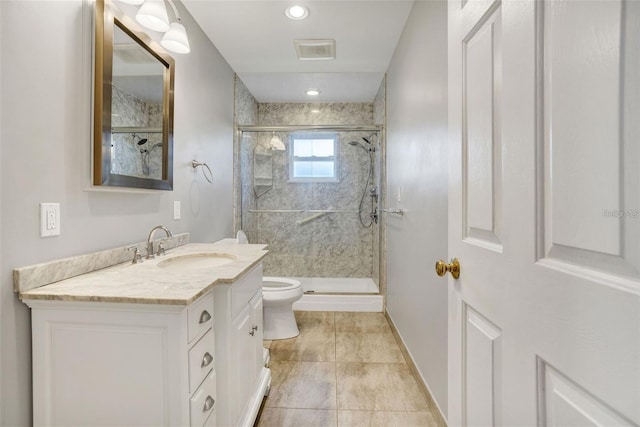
[262,312,431,424]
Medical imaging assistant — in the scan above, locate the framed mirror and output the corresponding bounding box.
[93,0,174,190]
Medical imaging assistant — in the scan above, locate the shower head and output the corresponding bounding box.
[349,139,375,153]
[137,138,148,146]
[349,137,372,147]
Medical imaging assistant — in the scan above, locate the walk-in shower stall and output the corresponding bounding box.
[237,125,383,311]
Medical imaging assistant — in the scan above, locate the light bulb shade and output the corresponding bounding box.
[161,22,191,54]
[136,0,170,32]
[117,0,144,5]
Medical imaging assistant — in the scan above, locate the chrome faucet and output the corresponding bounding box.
[146,225,173,259]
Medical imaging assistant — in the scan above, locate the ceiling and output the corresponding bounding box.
[182,0,414,103]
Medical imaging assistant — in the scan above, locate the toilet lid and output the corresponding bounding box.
[236,230,249,244]
[263,277,302,292]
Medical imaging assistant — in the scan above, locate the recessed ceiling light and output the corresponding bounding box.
[311,109,320,114]
[306,89,320,96]
[286,5,309,20]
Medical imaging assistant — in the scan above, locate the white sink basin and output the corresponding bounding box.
[157,253,236,271]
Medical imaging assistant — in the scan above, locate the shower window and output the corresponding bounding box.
[288,132,338,182]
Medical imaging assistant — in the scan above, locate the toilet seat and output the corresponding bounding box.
[262,277,302,292]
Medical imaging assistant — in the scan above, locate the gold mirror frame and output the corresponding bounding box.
[93,0,174,190]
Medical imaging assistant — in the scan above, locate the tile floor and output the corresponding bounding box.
[255,311,441,427]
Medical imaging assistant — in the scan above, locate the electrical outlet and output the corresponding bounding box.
[173,201,181,220]
[40,203,61,237]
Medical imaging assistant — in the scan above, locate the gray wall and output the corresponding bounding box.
[385,0,449,419]
[0,1,235,425]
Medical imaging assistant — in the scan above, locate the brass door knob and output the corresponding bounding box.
[435,257,460,279]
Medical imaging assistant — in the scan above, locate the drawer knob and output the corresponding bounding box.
[203,396,215,412]
[201,352,214,368]
[199,310,211,324]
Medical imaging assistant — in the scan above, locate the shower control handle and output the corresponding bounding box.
[370,186,378,203]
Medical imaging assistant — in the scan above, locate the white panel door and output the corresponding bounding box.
[447,0,640,425]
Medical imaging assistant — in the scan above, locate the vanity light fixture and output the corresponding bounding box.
[161,0,191,54]
[126,0,191,54]
[306,89,320,96]
[285,5,309,20]
[136,0,170,32]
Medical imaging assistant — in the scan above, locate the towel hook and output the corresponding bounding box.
[192,160,213,184]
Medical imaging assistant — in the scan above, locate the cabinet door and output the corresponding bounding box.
[248,291,263,379]
[231,305,253,423]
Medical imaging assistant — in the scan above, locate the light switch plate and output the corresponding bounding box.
[40,203,61,237]
[173,201,181,220]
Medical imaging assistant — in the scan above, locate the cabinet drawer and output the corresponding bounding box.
[188,293,214,343]
[189,329,215,394]
[231,264,263,317]
[191,371,217,427]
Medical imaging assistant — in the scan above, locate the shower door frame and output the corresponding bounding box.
[234,124,385,296]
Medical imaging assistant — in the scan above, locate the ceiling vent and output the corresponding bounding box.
[294,39,336,61]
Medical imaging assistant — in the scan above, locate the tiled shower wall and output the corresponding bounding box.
[236,98,381,281]
[110,85,163,179]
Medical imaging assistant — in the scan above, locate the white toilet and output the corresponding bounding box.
[262,277,304,340]
[235,230,303,340]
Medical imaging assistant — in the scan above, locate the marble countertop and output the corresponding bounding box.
[19,241,268,306]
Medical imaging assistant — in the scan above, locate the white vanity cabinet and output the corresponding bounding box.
[26,292,218,427]
[213,263,270,427]
[18,242,270,427]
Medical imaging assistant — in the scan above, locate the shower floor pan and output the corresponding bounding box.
[291,277,383,312]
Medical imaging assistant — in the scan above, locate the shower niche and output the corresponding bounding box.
[253,144,273,197]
